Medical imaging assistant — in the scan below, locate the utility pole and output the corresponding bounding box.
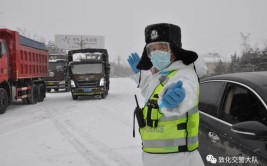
[117,56,121,77]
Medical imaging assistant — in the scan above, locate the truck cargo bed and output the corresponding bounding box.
[0,29,49,80]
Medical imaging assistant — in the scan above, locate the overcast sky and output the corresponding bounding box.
[1,0,267,63]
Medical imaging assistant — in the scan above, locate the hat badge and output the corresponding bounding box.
[151,30,158,40]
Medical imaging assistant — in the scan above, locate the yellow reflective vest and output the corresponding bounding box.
[139,70,200,153]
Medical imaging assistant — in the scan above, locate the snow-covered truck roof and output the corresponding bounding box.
[68,48,109,63]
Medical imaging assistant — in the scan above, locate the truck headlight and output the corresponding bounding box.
[70,80,76,88]
[99,78,105,86]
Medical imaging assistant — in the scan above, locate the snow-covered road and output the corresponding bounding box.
[0,77,144,166]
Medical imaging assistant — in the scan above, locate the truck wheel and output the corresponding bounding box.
[22,98,29,104]
[0,88,8,114]
[38,84,45,102]
[54,88,59,92]
[72,93,78,100]
[28,84,38,104]
[101,92,106,99]
[46,89,51,92]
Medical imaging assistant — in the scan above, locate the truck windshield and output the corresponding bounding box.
[49,61,66,70]
[71,64,103,74]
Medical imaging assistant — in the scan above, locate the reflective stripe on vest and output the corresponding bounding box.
[139,70,200,153]
[143,135,198,148]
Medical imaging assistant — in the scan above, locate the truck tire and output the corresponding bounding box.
[28,84,38,104]
[54,88,59,92]
[22,98,29,104]
[72,93,78,100]
[101,92,106,99]
[0,88,8,114]
[105,90,108,96]
[46,89,51,92]
[38,84,45,102]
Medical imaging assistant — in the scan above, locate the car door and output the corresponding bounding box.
[198,80,227,164]
[217,82,267,165]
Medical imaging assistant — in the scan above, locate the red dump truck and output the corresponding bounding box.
[0,28,49,114]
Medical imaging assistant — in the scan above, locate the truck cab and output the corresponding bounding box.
[45,54,70,92]
[68,49,110,100]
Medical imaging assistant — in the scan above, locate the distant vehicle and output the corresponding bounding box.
[45,53,70,92]
[0,28,49,114]
[68,49,110,100]
[198,71,267,165]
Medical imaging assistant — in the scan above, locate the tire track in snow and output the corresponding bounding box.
[43,103,110,166]
[43,100,135,166]
[64,119,135,166]
[72,93,135,129]
[0,106,49,135]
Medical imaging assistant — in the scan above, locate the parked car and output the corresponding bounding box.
[198,71,267,165]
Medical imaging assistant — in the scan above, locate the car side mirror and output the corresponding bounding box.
[231,121,267,141]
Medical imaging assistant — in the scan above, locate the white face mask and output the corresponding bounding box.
[150,50,171,70]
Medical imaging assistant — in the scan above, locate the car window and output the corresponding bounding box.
[221,83,267,125]
[199,81,225,117]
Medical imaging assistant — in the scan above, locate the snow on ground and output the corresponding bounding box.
[0,77,144,166]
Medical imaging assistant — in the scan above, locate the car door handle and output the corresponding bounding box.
[208,132,220,143]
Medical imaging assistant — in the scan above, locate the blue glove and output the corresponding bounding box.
[127,52,140,74]
[162,81,186,109]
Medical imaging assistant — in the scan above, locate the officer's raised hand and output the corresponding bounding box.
[127,52,140,74]
[162,80,186,109]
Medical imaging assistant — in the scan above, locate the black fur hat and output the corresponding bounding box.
[136,23,198,70]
